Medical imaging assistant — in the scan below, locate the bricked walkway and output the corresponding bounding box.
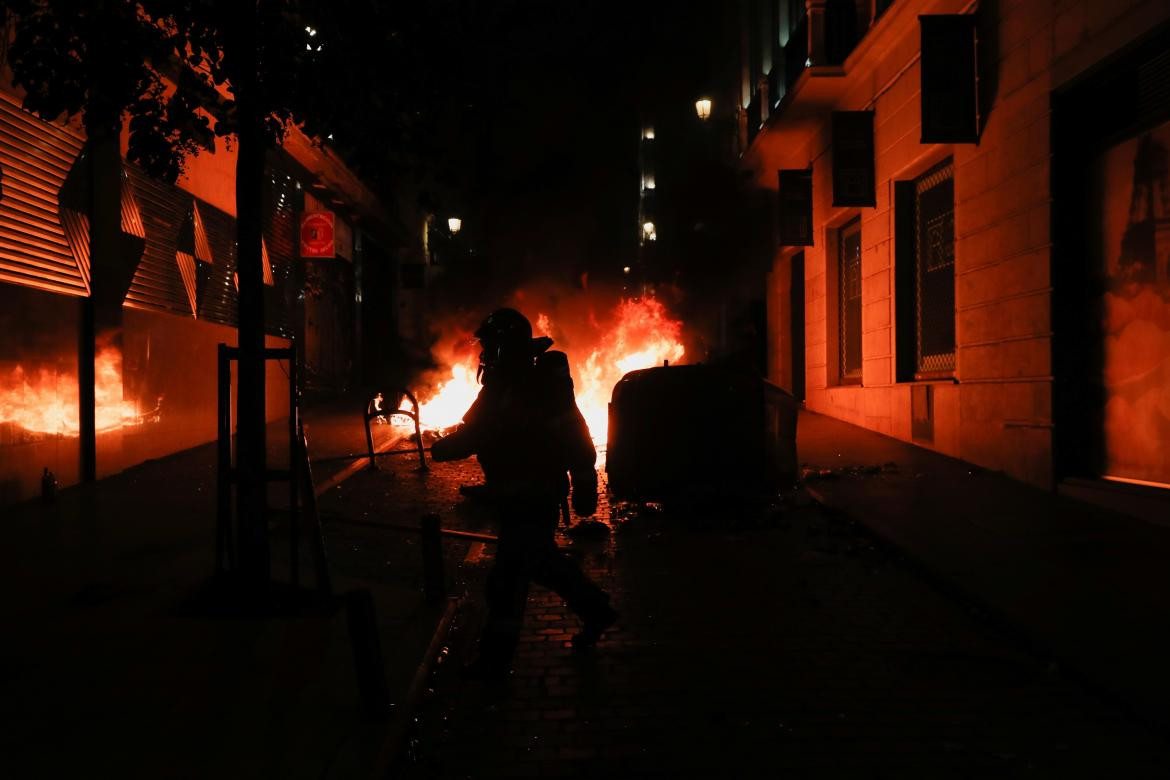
[365,463,1170,778]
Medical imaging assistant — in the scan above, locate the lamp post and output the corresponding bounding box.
[447,217,462,235]
[695,97,712,121]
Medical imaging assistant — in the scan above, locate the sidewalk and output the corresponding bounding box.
[0,400,469,779]
[796,409,1170,731]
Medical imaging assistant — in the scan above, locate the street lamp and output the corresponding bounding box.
[642,221,657,242]
[448,217,462,235]
[695,97,712,121]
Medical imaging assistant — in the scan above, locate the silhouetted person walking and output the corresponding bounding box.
[432,308,617,679]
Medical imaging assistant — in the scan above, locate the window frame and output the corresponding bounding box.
[912,159,956,379]
[837,216,863,384]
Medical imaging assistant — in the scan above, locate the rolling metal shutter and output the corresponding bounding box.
[197,201,240,328]
[262,170,298,338]
[123,167,194,316]
[0,92,86,296]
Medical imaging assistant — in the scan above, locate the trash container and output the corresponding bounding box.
[605,364,798,501]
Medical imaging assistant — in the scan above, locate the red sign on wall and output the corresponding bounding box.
[299,211,336,258]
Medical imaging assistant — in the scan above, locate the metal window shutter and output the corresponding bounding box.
[0,92,87,295]
[262,170,298,338]
[123,167,193,316]
[197,201,239,328]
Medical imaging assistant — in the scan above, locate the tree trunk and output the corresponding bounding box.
[233,6,270,588]
[80,49,128,483]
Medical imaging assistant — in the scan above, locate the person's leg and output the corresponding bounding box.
[470,520,530,675]
[533,548,612,619]
[525,504,617,646]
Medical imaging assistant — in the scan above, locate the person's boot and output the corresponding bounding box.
[571,602,618,649]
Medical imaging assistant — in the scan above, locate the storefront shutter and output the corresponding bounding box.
[124,167,193,316]
[0,93,87,296]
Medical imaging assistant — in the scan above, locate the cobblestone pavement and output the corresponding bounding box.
[321,452,1170,779]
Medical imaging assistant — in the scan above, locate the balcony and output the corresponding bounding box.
[824,0,860,66]
[742,0,903,157]
[779,0,889,74]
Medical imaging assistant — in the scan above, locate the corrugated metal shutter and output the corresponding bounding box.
[57,157,147,300]
[175,202,215,317]
[198,201,239,327]
[0,92,86,296]
[263,169,298,338]
[124,166,192,316]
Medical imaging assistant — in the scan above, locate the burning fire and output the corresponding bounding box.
[397,296,685,447]
[574,297,685,445]
[0,349,142,436]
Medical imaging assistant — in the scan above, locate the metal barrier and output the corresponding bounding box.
[327,513,498,605]
[364,389,428,471]
[214,343,332,594]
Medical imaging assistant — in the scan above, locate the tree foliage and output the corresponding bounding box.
[4,0,214,181]
[5,0,496,203]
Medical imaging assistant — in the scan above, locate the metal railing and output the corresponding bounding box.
[785,15,809,91]
[364,389,428,471]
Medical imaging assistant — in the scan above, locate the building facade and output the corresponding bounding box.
[0,81,410,504]
[736,0,1170,516]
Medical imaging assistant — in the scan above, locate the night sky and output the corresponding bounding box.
[435,0,734,297]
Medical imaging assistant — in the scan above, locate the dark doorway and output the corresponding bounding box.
[791,251,806,402]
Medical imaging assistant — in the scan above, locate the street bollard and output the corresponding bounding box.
[345,588,392,719]
[420,513,445,604]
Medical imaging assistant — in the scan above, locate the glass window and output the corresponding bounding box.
[839,217,863,382]
[914,160,956,375]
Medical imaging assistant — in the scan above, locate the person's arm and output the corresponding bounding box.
[534,351,598,515]
[565,404,598,517]
[430,423,477,462]
[430,389,489,462]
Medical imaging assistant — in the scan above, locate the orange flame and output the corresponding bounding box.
[574,297,685,445]
[399,297,685,448]
[0,349,142,436]
[411,360,482,432]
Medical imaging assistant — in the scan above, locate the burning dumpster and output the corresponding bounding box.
[605,364,798,501]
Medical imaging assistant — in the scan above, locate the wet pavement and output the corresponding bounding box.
[359,460,1170,778]
[3,400,1169,778]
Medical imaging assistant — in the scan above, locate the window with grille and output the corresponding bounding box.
[838,217,862,382]
[914,160,956,375]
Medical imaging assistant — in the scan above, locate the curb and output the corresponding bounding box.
[371,595,461,778]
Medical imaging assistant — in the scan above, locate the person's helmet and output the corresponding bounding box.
[475,308,551,380]
[475,308,533,352]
